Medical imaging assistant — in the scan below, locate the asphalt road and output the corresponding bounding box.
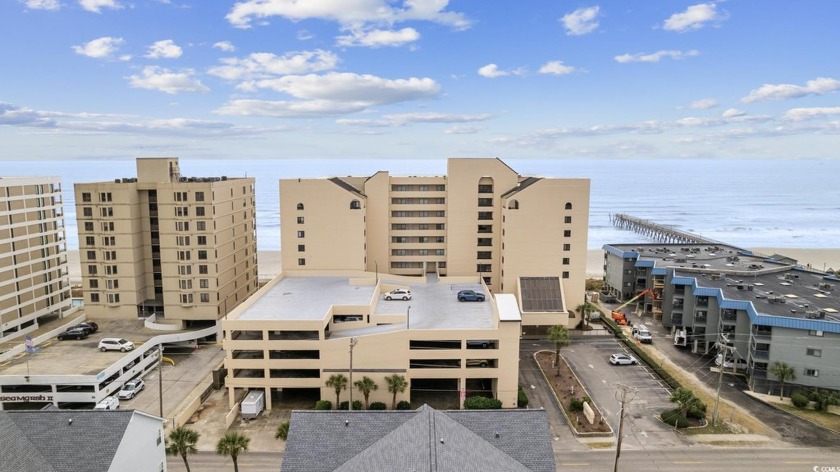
[167,451,282,472]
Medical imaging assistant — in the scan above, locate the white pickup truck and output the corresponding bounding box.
[632,325,652,344]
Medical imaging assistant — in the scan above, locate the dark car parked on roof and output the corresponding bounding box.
[457,290,485,302]
[57,327,89,341]
[72,322,99,335]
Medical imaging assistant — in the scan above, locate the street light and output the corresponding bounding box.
[406,306,411,330]
[349,338,359,411]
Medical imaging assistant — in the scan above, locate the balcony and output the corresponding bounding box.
[752,350,770,361]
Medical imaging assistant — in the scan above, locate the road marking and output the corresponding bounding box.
[673,461,703,464]
[560,463,590,466]
[588,364,594,369]
[639,431,648,437]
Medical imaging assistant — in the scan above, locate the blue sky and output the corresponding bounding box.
[2,0,840,161]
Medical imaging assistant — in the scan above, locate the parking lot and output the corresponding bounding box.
[561,338,688,449]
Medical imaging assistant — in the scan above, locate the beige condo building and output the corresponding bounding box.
[0,178,71,344]
[280,158,590,328]
[75,158,258,327]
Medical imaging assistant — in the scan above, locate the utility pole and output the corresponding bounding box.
[348,338,358,411]
[406,306,411,329]
[158,344,164,418]
[713,338,735,427]
[613,383,637,472]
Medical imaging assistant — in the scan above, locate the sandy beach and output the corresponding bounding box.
[67,247,840,285]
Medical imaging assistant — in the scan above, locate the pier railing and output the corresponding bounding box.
[610,213,729,246]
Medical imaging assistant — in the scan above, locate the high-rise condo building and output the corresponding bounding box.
[75,158,257,327]
[0,177,71,344]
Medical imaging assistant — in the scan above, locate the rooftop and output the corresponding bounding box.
[605,243,783,273]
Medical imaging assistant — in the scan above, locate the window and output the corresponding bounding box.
[297,230,305,238]
[198,250,208,260]
[178,265,192,275]
[177,250,191,261]
[174,192,187,201]
[100,207,113,217]
[197,236,207,245]
[562,271,570,279]
[478,198,493,207]
[476,264,491,272]
[105,250,117,261]
[196,207,205,217]
[90,293,100,303]
[89,279,98,288]
[180,293,193,304]
[179,280,193,289]
[478,184,493,193]
[196,221,206,231]
[508,200,519,210]
[101,222,114,231]
[809,330,824,337]
[103,236,115,246]
[107,293,120,304]
[564,216,572,224]
[176,236,190,246]
[804,368,819,377]
[84,222,94,231]
[200,293,210,303]
[200,279,209,289]
[298,258,306,266]
[195,191,204,201]
[564,230,571,237]
[99,192,112,202]
[565,202,572,210]
[199,265,208,274]
[85,236,95,245]
[88,265,97,275]
[86,250,96,260]
[176,221,190,231]
[477,251,492,259]
[297,217,304,224]
[563,244,571,251]
[175,207,189,217]
[106,279,119,289]
[297,203,304,210]
[562,257,570,265]
[350,200,361,209]
[82,207,93,217]
[298,245,305,252]
[477,238,492,246]
[81,192,91,202]
[478,211,493,220]
[105,265,118,275]
[806,348,822,357]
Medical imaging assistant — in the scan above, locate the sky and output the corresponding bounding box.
[2,0,840,161]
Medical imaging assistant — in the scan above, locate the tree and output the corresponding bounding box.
[325,374,348,410]
[385,374,408,410]
[548,325,571,376]
[575,301,598,327]
[275,421,290,441]
[669,387,702,418]
[769,361,796,400]
[354,376,378,409]
[166,426,200,472]
[216,432,250,472]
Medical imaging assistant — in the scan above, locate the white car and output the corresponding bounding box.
[99,338,135,352]
[609,353,638,365]
[118,379,145,400]
[94,396,120,410]
[383,289,412,301]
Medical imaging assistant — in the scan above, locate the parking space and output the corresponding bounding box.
[562,338,688,449]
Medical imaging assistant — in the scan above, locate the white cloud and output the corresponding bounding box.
[614,49,699,63]
[217,72,440,118]
[444,125,485,134]
[297,30,314,41]
[337,112,491,127]
[25,0,61,10]
[128,66,210,94]
[226,0,470,30]
[689,98,718,109]
[72,36,124,59]
[336,27,420,48]
[663,3,724,32]
[208,50,338,81]
[213,41,236,52]
[477,63,525,78]
[79,0,121,13]
[740,77,840,103]
[539,61,576,76]
[145,40,183,59]
[722,108,745,118]
[561,6,599,36]
[783,107,840,121]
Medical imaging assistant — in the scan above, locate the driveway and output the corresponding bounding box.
[561,337,690,450]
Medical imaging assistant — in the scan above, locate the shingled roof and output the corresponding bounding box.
[0,410,134,472]
[281,405,555,472]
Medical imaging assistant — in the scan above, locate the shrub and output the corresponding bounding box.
[791,393,810,408]
[463,396,503,409]
[314,400,332,410]
[339,400,364,410]
[569,397,584,412]
[275,421,290,441]
[396,400,412,410]
[661,409,690,429]
[517,386,529,408]
[369,402,387,410]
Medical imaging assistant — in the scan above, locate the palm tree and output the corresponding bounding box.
[670,387,702,417]
[354,376,378,409]
[769,361,796,400]
[165,426,200,472]
[385,374,408,410]
[326,374,348,410]
[548,325,571,376]
[575,301,597,328]
[216,432,250,472]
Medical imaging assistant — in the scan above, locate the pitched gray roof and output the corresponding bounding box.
[0,410,133,472]
[282,405,555,472]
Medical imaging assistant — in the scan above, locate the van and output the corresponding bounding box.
[632,325,652,344]
[94,396,120,410]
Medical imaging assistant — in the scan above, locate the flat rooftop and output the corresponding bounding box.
[606,243,785,272]
[238,276,495,330]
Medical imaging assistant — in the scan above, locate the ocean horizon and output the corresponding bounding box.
[2,158,838,252]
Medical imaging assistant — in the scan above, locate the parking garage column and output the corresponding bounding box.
[458,378,466,409]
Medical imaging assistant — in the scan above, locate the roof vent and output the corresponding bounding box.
[345,420,349,426]
[440,438,444,444]
[68,418,73,425]
[494,431,500,438]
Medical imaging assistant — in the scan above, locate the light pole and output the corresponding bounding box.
[406,306,411,329]
[375,261,378,284]
[158,344,164,418]
[349,338,358,411]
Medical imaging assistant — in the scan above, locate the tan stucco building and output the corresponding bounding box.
[74,158,258,327]
[0,177,71,344]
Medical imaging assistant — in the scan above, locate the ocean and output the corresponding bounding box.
[2,158,838,251]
